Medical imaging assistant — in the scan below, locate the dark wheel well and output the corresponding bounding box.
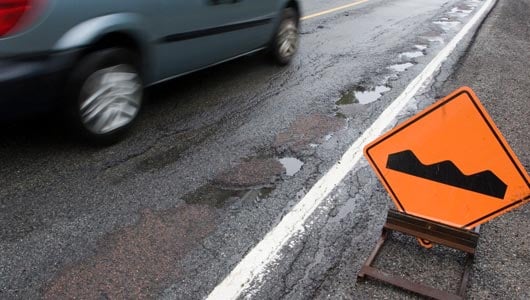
[82,32,144,73]
[286,0,300,23]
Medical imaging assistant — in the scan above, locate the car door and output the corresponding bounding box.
[209,0,278,56]
[153,0,276,83]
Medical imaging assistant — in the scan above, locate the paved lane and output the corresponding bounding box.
[0,0,492,298]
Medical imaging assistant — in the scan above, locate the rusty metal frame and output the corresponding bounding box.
[358,209,480,300]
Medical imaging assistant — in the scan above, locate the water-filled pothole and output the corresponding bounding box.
[336,85,391,106]
[278,157,304,176]
[425,36,444,43]
[449,7,472,16]
[433,21,461,31]
[355,86,391,104]
[336,91,357,105]
[388,62,414,72]
[400,51,424,59]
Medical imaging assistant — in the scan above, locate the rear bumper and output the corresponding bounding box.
[0,51,79,120]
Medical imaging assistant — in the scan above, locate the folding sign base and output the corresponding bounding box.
[358,209,480,300]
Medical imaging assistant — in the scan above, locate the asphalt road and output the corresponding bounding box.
[1,0,527,299]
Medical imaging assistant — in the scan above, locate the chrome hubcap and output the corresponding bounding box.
[277,20,298,59]
[79,65,142,134]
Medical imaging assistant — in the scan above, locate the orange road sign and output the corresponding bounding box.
[365,87,530,229]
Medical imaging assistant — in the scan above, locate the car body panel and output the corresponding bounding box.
[0,0,300,116]
[152,0,278,83]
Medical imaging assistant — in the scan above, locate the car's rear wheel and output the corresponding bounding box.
[66,48,143,144]
[271,7,299,65]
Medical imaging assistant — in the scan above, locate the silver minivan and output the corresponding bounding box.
[0,0,300,142]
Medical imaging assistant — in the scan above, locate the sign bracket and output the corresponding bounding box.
[358,209,480,300]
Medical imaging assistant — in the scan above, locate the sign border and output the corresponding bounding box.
[364,87,530,228]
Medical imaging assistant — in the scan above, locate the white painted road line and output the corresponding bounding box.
[206,0,497,299]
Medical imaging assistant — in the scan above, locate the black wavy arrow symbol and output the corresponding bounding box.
[386,150,507,199]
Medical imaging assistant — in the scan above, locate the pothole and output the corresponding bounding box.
[183,184,249,207]
[214,158,284,189]
[274,114,346,154]
[335,112,348,119]
[183,184,276,208]
[278,157,304,176]
[354,86,391,104]
[185,154,303,208]
[336,85,391,106]
[399,51,424,59]
[336,91,357,105]
[388,62,414,72]
[425,36,444,43]
[433,20,461,31]
[449,6,472,16]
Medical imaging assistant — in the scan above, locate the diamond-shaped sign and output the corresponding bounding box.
[364,87,530,229]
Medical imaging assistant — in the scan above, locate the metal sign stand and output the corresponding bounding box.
[358,209,480,300]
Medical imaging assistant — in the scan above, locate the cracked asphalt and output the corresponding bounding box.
[1,0,528,299]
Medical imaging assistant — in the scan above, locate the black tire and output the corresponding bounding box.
[65,48,143,145]
[270,7,300,65]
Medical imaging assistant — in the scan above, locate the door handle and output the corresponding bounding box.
[208,0,242,5]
